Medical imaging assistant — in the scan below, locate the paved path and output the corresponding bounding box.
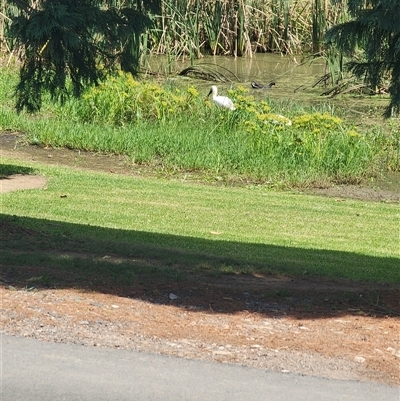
[2,335,399,401]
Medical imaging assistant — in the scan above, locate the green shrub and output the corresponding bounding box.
[63,73,206,125]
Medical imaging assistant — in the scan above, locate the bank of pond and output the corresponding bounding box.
[0,69,398,187]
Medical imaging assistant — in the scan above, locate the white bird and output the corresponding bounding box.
[207,85,235,110]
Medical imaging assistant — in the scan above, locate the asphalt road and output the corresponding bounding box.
[2,335,399,401]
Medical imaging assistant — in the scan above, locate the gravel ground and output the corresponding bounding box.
[2,285,399,386]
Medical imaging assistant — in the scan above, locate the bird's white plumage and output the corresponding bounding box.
[207,85,235,110]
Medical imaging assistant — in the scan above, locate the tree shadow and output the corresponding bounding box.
[0,164,34,179]
[1,214,399,318]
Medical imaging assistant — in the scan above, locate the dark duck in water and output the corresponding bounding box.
[251,81,276,89]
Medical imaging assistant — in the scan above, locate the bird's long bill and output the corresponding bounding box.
[207,89,212,97]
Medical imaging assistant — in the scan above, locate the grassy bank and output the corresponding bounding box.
[1,70,398,187]
[1,158,399,284]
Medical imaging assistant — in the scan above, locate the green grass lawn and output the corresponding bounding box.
[1,157,399,284]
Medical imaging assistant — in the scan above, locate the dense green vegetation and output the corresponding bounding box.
[5,0,159,113]
[1,158,399,283]
[1,1,348,58]
[2,1,348,113]
[0,69,398,186]
[2,1,398,116]
[326,0,400,117]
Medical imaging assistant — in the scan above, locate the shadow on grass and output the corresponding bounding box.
[0,164,34,179]
[1,214,399,317]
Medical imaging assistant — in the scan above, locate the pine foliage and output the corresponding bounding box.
[10,0,160,112]
[326,0,400,117]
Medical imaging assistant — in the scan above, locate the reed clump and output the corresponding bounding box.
[1,1,349,60]
[148,0,349,59]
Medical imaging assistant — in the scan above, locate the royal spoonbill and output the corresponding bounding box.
[207,85,235,110]
[251,81,276,89]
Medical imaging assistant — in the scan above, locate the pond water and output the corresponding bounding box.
[144,53,325,90]
[142,53,392,118]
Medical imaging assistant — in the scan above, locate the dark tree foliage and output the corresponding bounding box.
[10,0,161,113]
[326,0,400,117]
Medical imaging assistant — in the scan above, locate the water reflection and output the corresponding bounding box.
[143,53,326,91]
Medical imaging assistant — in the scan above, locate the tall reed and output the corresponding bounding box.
[147,0,352,58]
[2,1,351,61]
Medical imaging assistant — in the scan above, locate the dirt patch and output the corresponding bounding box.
[305,179,399,203]
[1,131,400,386]
[0,174,47,193]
